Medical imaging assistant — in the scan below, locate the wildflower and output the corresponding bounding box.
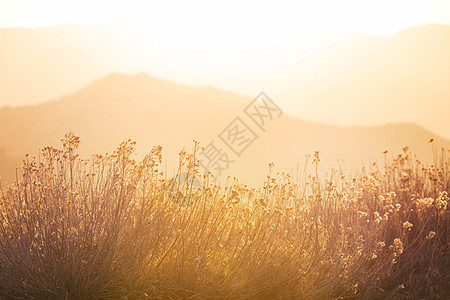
[386,192,397,203]
[401,172,409,181]
[416,197,434,208]
[268,162,275,172]
[374,211,382,223]
[357,211,368,218]
[426,231,436,240]
[313,151,320,163]
[437,191,448,210]
[402,221,413,231]
[390,238,403,256]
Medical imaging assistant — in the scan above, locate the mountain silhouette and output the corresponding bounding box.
[1,23,449,139]
[0,73,447,186]
[277,24,450,139]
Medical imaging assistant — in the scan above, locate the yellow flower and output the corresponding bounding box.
[426,231,436,240]
[357,211,368,218]
[402,221,413,231]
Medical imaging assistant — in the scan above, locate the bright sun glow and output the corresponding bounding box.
[0,0,448,53]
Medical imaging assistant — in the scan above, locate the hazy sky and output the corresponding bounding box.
[1,0,449,51]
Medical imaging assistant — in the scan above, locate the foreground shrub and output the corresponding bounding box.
[0,133,448,299]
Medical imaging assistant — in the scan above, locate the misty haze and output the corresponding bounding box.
[0,1,449,299]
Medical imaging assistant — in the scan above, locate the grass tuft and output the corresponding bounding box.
[0,133,448,299]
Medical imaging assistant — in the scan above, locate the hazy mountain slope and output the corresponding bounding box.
[0,73,244,155]
[0,73,447,186]
[0,23,449,139]
[279,24,450,138]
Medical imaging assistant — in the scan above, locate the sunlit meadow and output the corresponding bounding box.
[0,133,448,299]
[1,2,450,299]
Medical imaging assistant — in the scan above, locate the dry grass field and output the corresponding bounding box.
[0,133,448,299]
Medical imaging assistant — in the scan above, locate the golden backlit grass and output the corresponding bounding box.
[0,133,448,299]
